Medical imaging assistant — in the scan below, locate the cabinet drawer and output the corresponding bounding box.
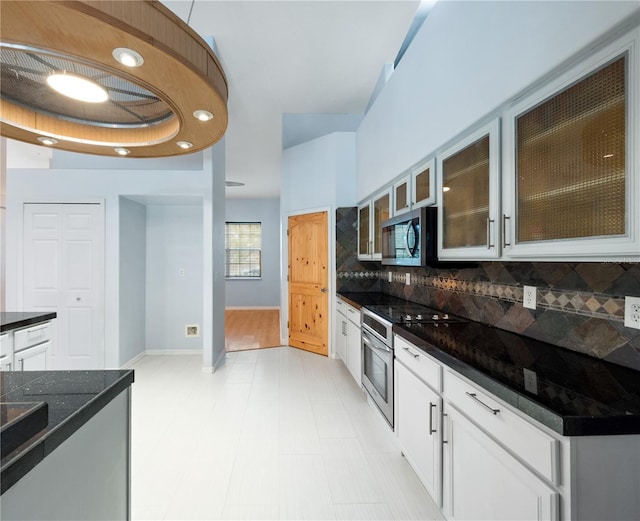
[0,333,11,358]
[336,298,346,315]
[444,370,559,485]
[345,304,360,326]
[395,335,442,392]
[14,322,51,352]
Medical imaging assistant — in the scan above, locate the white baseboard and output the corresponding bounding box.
[120,351,145,369]
[145,349,203,356]
[225,306,280,310]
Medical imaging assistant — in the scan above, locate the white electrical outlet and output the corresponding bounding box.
[388,272,393,282]
[523,368,538,394]
[624,296,640,329]
[523,285,537,310]
[405,273,411,285]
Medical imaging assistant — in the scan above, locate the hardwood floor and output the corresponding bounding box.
[225,309,281,352]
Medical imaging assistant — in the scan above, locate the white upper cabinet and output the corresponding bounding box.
[393,175,411,216]
[358,187,392,260]
[437,119,501,260]
[411,157,436,210]
[502,28,640,261]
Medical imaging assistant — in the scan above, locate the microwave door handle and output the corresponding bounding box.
[405,221,418,257]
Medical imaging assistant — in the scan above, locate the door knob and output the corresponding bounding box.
[320,287,327,293]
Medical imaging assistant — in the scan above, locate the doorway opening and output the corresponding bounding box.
[225,308,281,352]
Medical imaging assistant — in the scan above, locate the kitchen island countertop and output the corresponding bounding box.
[0,369,134,494]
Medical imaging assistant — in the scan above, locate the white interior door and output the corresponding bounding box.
[23,203,104,369]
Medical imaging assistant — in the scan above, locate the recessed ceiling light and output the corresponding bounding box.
[177,141,193,149]
[112,47,144,67]
[37,136,58,146]
[114,147,131,156]
[47,71,109,103]
[193,110,214,121]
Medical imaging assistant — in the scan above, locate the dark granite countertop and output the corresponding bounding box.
[0,370,134,494]
[337,292,410,310]
[339,291,640,437]
[0,312,57,333]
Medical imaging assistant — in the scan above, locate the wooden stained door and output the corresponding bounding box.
[288,211,328,356]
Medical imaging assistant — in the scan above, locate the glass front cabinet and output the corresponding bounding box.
[437,119,502,260]
[411,157,436,210]
[502,30,639,261]
[358,188,391,260]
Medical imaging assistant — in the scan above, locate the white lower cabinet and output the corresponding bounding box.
[334,298,348,363]
[335,297,362,386]
[396,361,442,506]
[345,313,361,386]
[15,341,50,371]
[442,405,558,521]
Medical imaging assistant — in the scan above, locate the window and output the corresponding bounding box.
[225,222,262,278]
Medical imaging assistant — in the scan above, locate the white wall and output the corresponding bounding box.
[145,204,203,351]
[119,197,146,365]
[225,198,280,308]
[356,0,640,200]
[6,166,214,368]
[280,131,356,348]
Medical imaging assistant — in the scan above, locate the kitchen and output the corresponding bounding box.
[2,1,640,520]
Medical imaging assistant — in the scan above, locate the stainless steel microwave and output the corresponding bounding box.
[381,206,437,266]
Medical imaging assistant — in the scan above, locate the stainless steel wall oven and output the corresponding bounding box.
[361,308,394,428]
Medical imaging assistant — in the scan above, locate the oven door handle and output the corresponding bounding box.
[362,332,392,353]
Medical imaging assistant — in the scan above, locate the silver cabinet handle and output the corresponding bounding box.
[342,321,347,336]
[442,412,448,444]
[429,402,437,434]
[402,346,419,359]
[466,392,500,415]
[502,214,511,247]
[20,358,25,371]
[486,218,495,249]
[7,362,11,371]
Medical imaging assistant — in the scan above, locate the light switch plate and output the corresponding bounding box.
[405,273,410,285]
[523,368,538,394]
[523,286,537,310]
[624,296,640,329]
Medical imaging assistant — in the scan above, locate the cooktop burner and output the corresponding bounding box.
[365,303,467,324]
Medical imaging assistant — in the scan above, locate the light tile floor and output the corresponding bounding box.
[131,347,443,520]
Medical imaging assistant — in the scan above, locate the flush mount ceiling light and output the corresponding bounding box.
[112,47,144,68]
[37,136,58,146]
[46,72,109,103]
[193,109,214,121]
[0,0,228,158]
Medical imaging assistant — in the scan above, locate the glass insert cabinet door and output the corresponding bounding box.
[358,203,371,258]
[373,190,391,257]
[438,119,501,260]
[502,29,639,260]
[516,55,625,243]
[412,157,436,209]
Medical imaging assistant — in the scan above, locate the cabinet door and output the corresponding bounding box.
[15,342,49,371]
[394,176,411,216]
[0,355,13,371]
[346,318,361,386]
[412,158,436,209]
[443,407,557,521]
[357,202,372,260]
[396,361,442,506]
[334,312,348,364]
[502,35,639,261]
[372,189,391,259]
[437,119,501,260]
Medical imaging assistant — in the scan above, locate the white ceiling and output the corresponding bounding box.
[162,0,421,198]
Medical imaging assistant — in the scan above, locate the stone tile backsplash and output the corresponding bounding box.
[336,207,640,372]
